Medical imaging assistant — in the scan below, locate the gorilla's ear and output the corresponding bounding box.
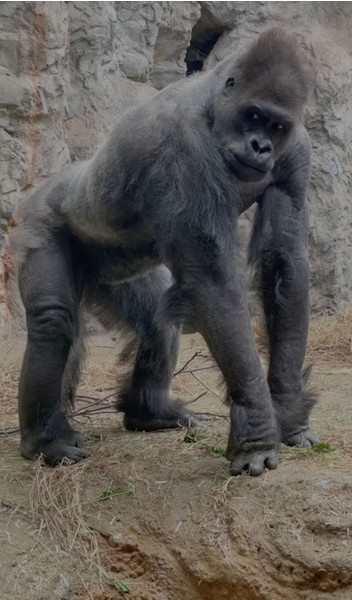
[222,76,236,98]
[225,77,235,89]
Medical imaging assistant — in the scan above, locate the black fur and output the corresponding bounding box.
[14,28,318,473]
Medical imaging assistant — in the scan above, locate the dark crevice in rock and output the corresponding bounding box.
[185,8,227,75]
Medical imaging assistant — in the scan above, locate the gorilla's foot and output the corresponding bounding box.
[118,389,206,432]
[226,401,279,476]
[282,427,320,448]
[20,429,89,466]
[226,441,278,476]
[123,406,205,432]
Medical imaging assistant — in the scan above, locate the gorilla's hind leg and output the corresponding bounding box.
[119,323,203,431]
[94,270,203,431]
[18,235,88,465]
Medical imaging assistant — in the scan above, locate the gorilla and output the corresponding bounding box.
[15,28,318,475]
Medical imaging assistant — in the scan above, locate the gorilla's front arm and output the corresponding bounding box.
[163,238,279,476]
[250,131,318,447]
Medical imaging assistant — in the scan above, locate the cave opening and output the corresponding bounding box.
[185,11,227,76]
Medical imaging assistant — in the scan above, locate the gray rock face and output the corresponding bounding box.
[0,1,351,337]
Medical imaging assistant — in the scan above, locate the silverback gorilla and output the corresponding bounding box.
[15,28,318,475]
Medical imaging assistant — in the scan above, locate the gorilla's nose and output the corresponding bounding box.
[249,135,273,161]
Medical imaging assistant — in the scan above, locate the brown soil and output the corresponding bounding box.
[1,323,352,600]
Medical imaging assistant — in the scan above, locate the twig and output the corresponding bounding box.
[197,412,229,419]
[184,391,207,405]
[71,408,116,418]
[190,371,223,402]
[0,426,20,436]
[173,352,202,376]
[76,393,115,404]
[176,365,218,375]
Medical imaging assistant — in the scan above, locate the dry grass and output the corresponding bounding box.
[27,449,128,600]
[307,306,352,367]
[29,458,96,554]
[29,458,103,596]
[253,305,352,368]
[25,428,221,600]
[0,347,19,415]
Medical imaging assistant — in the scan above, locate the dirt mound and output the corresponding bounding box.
[1,323,352,599]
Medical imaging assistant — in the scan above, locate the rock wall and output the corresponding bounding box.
[0,1,351,338]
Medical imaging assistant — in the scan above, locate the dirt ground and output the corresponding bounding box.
[1,326,352,600]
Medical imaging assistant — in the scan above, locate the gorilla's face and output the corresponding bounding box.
[215,80,295,182]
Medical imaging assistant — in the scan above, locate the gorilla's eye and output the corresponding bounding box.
[225,78,235,88]
[273,122,285,132]
[249,112,262,122]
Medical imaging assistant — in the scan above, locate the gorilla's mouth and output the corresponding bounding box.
[234,155,268,174]
[223,153,269,182]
